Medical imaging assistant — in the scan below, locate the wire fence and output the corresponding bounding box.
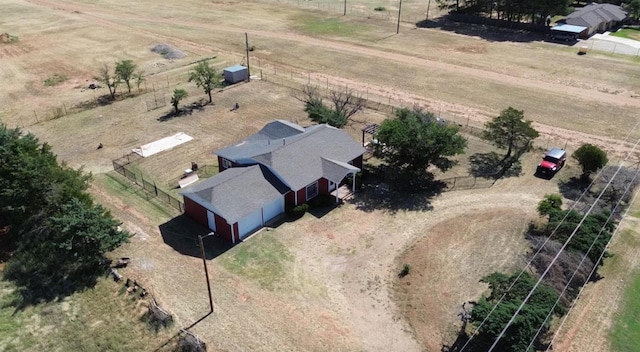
[112,153,185,213]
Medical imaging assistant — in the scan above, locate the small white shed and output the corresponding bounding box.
[223,65,248,84]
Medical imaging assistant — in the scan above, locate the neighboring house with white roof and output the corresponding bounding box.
[180,120,365,243]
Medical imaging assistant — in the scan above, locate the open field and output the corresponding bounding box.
[2,0,640,350]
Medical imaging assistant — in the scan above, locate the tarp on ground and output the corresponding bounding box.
[133,132,193,157]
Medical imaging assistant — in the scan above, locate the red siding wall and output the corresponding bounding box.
[297,188,306,204]
[285,191,295,205]
[351,155,363,169]
[214,213,232,242]
[319,178,329,195]
[184,197,207,226]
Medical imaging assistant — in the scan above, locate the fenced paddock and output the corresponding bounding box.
[112,153,185,213]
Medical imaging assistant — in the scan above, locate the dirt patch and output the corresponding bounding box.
[394,209,534,350]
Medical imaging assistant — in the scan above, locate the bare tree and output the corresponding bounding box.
[300,85,364,128]
[94,64,121,100]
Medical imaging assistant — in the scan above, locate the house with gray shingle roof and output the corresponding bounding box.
[180,120,365,243]
[559,3,627,37]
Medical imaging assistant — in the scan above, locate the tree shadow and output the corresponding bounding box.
[416,16,547,43]
[558,176,591,201]
[351,166,443,213]
[157,100,208,122]
[469,152,521,178]
[158,215,234,260]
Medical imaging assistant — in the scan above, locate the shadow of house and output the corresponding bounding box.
[159,215,234,260]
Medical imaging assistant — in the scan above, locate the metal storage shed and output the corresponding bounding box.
[223,65,248,84]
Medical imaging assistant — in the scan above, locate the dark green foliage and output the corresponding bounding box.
[189,60,221,104]
[399,264,411,277]
[537,193,562,218]
[436,0,570,23]
[115,60,136,94]
[483,107,539,170]
[0,125,129,303]
[288,203,309,218]
[171,89,188,114]
[572,143,608,179]
[375,107,467,177]
[547,209,614,265]
[468,272,565,352]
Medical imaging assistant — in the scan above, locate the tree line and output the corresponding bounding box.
[0,126,129,305]
[436,0,571,24]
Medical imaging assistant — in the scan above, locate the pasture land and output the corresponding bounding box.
[1,0,640,351]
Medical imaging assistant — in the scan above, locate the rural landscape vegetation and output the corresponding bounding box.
[2,0,640,351]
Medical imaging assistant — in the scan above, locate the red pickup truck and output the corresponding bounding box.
[537,148,566,175]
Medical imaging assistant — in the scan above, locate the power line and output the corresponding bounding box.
[545,173,640,351]
[487,136,640,351]
[524,166,640,351]
[460,160,617,351]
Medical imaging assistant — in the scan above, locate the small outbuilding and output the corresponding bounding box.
[549,24,588,41]
[223,65,248,84]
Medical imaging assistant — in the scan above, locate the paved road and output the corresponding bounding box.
[575,32,640,56]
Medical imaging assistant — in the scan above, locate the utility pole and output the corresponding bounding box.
[245,32,251,82]
[198,234,214,313]
[425,0,431,22]
[343,0,347,15]
[396,0,403,34]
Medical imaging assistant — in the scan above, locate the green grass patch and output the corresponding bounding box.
[0,278,176,352]
[611,270,640,352]
[43,74,68,87]
[296,15,362,37]
[218,233,293,290]
[93,172,178,224]
[610,28,640,41]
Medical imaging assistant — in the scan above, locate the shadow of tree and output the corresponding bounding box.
[416,17,547,43]
[558,176,591,201]
[469,152,521,178]
[351,166,443,213]
[158,100,208,122]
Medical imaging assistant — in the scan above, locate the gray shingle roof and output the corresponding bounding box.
[216,120,306,161]
[180,165,287,224]
[564,3,627,28]
[251,124,365,190]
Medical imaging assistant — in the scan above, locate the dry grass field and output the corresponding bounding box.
[2,0,640,351]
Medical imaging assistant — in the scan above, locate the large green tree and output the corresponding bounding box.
[483,107,539,166]
[188,60,221,104]
[468,272,565,351]
[0,125,129,302]
[572,143,608,179]
[115,59,136,94]
[375,107,467,175]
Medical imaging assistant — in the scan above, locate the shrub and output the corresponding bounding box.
[374,6,386,11]
[43,74,68,87]
[399,264,411,277]
[288,203,309,218]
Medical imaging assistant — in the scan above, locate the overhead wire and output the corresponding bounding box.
[487,134,640,352]
[524,166,640,351]
[545,168,640,351]
[459,124,640,351]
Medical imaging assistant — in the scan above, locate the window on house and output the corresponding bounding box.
[306,181,319,201]
[222,158,232,169]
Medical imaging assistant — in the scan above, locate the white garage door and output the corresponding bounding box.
[262,197,284,223]
[237,209,262,239]
[207,210,217,232]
